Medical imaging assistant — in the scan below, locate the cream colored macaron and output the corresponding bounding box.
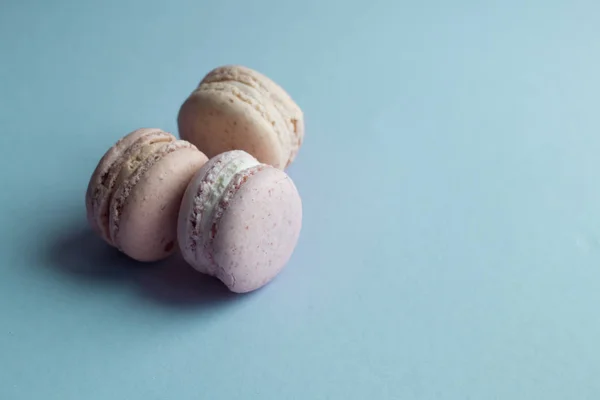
[177,65,304,170]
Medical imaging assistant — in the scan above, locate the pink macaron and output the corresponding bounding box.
[86,128,208,262]
[177,150,302,293]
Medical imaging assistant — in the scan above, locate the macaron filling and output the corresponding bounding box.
[190,155,260,267]
[207,163,267,250]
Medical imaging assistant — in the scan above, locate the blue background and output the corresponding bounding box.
[1,0,600,398]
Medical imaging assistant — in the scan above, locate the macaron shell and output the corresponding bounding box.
[88,131,174,244]
[178,150,257,274]
[113,145,208,262]
[203,65,304,163]
[178,88,287,168]
[177,152,227,273]
[210,166,302,293]
[85,128,169,238]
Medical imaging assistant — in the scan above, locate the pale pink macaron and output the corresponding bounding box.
[86,128,208,262]
[177,65,304,170]
[177,150,302,293]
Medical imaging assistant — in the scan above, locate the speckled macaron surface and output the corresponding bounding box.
[178,150,302,293]
[86,128,208,262]
[177,65,304,170]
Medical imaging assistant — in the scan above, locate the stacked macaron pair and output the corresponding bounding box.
[85,65,304,293]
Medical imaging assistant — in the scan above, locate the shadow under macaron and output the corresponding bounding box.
[45,220,239,309]
[137,251,237,307]
[47,224,141,281]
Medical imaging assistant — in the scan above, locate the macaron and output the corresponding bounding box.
[177,65,304,170]
[178,150,302,293]
[86,128,208,262]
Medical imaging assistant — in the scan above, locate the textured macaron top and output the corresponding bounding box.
[86,128,175,244]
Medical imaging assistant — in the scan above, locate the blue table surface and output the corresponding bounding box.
[2,1,600,399]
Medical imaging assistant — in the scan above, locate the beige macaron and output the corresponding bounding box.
[85,128,208,262]
[177,65,304,170]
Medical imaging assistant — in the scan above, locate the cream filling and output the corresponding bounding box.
[195,156,260,255]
